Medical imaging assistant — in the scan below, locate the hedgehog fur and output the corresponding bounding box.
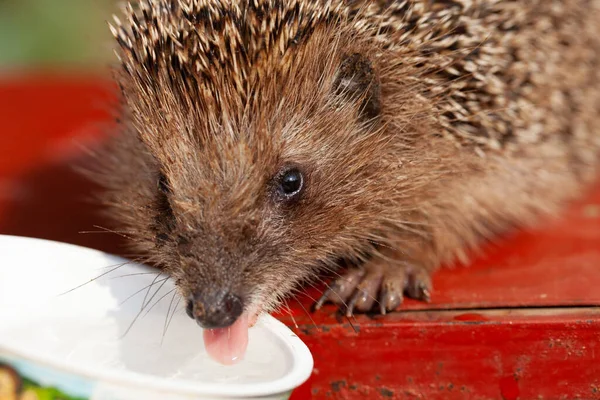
[92,0,600,319]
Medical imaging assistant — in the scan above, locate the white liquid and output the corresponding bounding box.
[0,237,298,388]
[3,313,289,384]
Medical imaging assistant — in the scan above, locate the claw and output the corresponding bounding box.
[379,288,388,315]
[346,288,371,317]
[314,286,335,310]
[421,287,431,302]
[315,269,365,311]
[380,285,403,314]
[346,291,359,317]
[314,261,433,316]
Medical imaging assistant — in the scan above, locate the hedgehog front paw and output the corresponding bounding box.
[315,259,432,317]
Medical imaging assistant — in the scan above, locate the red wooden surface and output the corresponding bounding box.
[1,75,600,400]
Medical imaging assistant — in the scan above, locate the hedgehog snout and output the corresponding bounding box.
[185,288,244,329]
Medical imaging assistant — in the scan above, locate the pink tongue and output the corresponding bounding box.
[203,312,249,365]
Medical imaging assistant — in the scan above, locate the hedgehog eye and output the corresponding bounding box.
[276,167,304,200]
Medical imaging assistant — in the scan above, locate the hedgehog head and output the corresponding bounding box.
[105,0,429,328]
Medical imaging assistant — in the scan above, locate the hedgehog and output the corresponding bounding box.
[90,0,600,354]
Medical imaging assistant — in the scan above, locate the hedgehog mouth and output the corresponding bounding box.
[203,304,262,365]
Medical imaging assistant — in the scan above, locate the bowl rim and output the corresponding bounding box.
[0,234,314,398]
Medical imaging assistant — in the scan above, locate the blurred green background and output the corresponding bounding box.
[0,0,117,70]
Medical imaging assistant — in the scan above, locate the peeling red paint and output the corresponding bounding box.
[282,308,600,399]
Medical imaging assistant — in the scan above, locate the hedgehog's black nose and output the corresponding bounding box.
[186,290,243,329]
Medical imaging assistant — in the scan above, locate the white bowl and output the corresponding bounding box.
[0,235,313,400]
